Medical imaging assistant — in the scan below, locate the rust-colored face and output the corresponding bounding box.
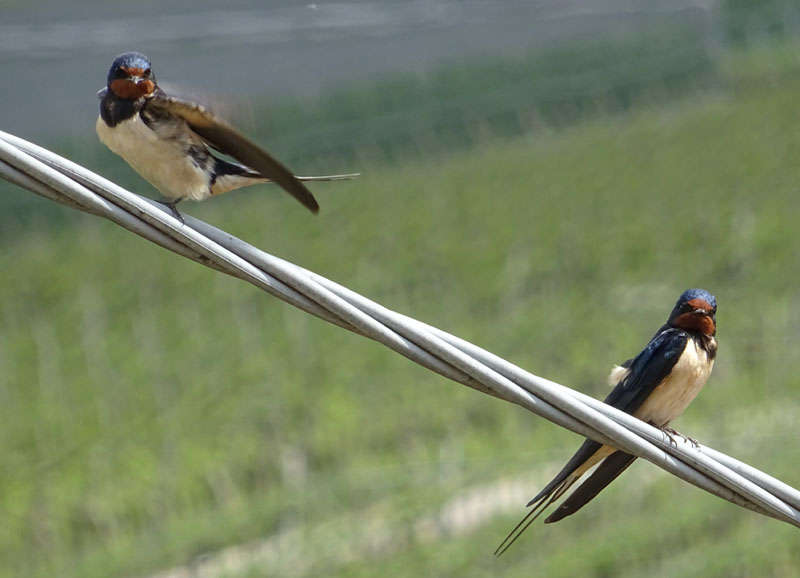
[671,297,716,336]
[109,66,155,100]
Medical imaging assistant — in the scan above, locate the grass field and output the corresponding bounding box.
[2,45,800,577]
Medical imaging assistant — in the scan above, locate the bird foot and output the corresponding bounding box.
[159,199,185,225]
[660,426,699,448]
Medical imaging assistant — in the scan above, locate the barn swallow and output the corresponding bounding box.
[495,288,717,555]
[96,52,357,221]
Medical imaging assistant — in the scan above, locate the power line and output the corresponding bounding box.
[1,129,798,531]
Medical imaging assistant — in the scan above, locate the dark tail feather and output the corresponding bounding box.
[211,157,321,213]
[214,158,261,179]
[544,451,637,523]
[494,438,604,556]
[215,161,359,184]
[494,477,575,556]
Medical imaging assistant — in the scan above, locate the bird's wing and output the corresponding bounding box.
[603,327,689,414]
[535,329,688,524]
[495,328,690,554]
[146,93,320,213]
[544,450,637,523]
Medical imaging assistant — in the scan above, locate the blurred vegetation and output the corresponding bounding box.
[724,0,800,46]
[249,28,717,173]
[2,26,800,578]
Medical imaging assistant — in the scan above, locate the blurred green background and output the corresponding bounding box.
[2,1,800,577]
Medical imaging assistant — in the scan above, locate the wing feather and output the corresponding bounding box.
[496,327,691,553]
[604,328,689,414]
[146,94,320,213]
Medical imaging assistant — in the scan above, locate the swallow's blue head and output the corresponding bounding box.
[106,52,156,100]
[668,288,717,336]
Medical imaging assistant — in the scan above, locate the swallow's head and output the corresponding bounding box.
[106,52,156,101]
[668,288,717,336]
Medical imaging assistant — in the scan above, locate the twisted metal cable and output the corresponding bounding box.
[1,129,798,529]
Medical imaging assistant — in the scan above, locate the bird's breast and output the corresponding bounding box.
[633,336,715,427]
[96,112,213,202]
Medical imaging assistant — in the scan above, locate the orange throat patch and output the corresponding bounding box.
[110,78,155,100]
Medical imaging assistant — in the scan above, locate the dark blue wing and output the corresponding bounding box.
[527,327,688,507]
[495,327,692,553]
[536,329,688,522]
[603,326,689,414]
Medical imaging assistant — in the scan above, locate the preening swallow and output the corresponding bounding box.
[496,288,718,555]
[96,52,357,221]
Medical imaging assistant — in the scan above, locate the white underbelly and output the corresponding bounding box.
[633,338,714,427]
[96,114,211,201]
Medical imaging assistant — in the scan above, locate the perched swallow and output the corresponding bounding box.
[96,52,356,221]
[496,288,717,555]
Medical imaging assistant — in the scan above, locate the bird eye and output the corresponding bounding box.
[143,68,152,78]
[114,67,128,79]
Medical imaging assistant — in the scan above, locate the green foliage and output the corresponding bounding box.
[2,45,800,578]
